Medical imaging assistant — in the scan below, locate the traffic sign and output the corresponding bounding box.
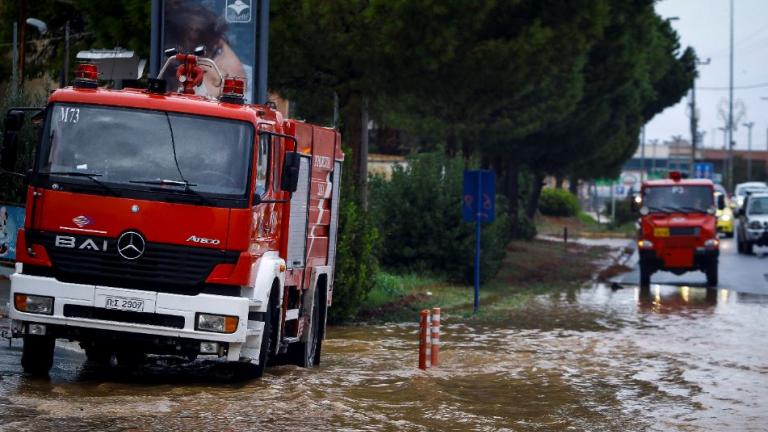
[694,162,714,179]
[463,170,495,223]
[463,169,496,314]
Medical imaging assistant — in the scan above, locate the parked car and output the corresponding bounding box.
[713,184,734,237]
[733,181,768,210]
[736,192,768,255]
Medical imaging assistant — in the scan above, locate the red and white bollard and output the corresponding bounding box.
[418,309,431,370]
[431,307,440,367]
[419,308,441,369]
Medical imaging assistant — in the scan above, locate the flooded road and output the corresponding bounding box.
[1,281,767,431]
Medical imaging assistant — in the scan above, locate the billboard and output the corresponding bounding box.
[0,204,25,262]
[158,0,257,102]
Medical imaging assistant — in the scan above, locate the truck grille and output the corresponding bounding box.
[30,231,239,291]
[63,305,185,329]
[669,227,700,236]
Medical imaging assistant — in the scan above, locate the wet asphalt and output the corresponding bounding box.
[0,237,766,431]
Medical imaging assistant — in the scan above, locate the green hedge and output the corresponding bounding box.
[369,153,511,284]
[538,188,579,217]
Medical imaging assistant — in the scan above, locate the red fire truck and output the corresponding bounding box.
[635,172,721,287]
[1,53,343,377]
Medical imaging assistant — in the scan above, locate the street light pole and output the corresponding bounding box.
[11,22,18,93]
[743,122,754,181]
[640,125,646,183]
[689,58,710,178]
[727,0,735,191]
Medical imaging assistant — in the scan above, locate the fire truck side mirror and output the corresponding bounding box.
[1,110,25,172]
[281,152,300,193]
[630,194,641,212]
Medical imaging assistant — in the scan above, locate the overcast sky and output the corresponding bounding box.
[649,0,768,151]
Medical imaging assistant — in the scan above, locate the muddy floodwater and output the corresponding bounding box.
[1,283,767,431]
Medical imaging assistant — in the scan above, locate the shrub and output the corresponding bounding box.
[604,198,636,226]
[538,188,579,217]
[328,156,380,323]
[369,152,510,283]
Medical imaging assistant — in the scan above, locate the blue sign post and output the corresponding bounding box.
[694,162,714,179]
[463,170,495,314]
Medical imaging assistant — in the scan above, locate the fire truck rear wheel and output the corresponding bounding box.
[84,345,115,366]
[21,334,55,376]
[705,264,718,287]
[289,286,323,368]
[115,350,146,368]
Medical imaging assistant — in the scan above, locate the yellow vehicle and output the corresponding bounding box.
[714,188,734,237]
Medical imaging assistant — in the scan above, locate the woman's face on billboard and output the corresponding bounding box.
[203,40,246,97]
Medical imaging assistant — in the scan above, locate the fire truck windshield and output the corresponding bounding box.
[642,185,714,214]
[38,103,254,199]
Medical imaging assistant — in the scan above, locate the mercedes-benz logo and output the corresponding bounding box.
[117,231,146,260]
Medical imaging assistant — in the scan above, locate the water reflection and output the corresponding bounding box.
[637,285,718,313]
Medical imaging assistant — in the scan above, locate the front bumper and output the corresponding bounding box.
[717,219,734,234]
[639,247,718,273]
[9,272,255,361]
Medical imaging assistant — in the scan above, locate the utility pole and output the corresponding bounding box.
[640,125,646,183]
[719,126,728,179]
[689,58,711,178]
[64,21,70,85]
[743,122,754,181]
[18,0,28,85]
[11,22,18,92]
[727,0,735,191]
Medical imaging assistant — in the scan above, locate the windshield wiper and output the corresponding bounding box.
[128,178,212,204]
[129,179,197,187]
[677,206,707,214]
[645,205,669,213]
[42,171,120,196]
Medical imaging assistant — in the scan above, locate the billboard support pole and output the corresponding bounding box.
[150,0,161,78]
[256,0,270,104]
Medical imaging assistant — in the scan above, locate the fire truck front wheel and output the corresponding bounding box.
[639,263,652,287]
[249,284,281,379]
[21,333,55,376]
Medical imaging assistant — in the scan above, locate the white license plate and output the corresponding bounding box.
[103,296,145,312]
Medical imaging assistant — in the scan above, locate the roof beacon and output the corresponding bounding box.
[220,77,245,105]
[73,63,99,89]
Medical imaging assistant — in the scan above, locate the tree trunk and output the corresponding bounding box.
[504,158,520,236]
[568,176,579,195]
[525,171,545,220]
[342,91,363,186]
[360,97,369,210]
[446,128,458,157]
[555,176,564,189]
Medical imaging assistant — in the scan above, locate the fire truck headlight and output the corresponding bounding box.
[639,206,649,216]
[637,240,654,249]
[196,313,238,334]
[704,238,720,249]
[14,294,54,315]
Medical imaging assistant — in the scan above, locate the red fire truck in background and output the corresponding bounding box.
[1,51,343,377]
[634,172,721,288]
